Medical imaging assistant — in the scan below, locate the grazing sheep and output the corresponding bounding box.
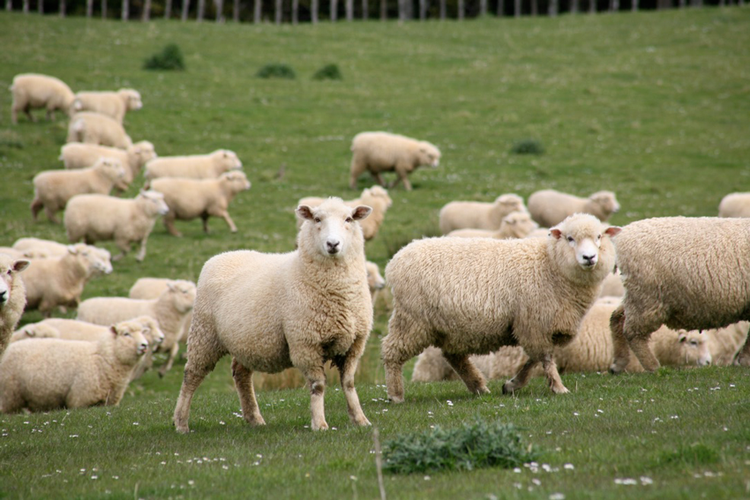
[599,269,625,298]
[366,261,385,305]
[60,141,157,188]
[609,217,750,373]
[71,89,142,124]
[10,322,61,343]
[149,171,251,237]
[12,237,68,257]
[66,112,133,149]
[31,158,126,223]
[173,198,373,433]
[349,132,441,191]
[22,244,113,317]
[144,149,242,180]
[10,73,75,124]
[527,189,620,227]
[64,190,169,262]
[438,194,527,234]
[382,214,621,402]
[706,322,750,366]
[0,254,30,356]
[0,320,149,413]
[447,211,538,239]
[718,192,750,218]
[77,280,196,377]
[128,277,196,343]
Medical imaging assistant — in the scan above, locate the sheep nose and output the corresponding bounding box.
[326,240,341,254]
[0,290,6,303]
[582,254,597,266]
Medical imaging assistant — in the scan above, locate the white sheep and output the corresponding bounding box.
[144,149,242,180]
[60,141,157,188]
[10,73,75,124]
[447,211,539,239]
[0,254,30,356]
[9,322,61,343]
[77,280,196,377]
[22,244,113,317]
[0,247,32,260]
[12,237,69,258]
[718,192,750,218]
[528,189,620,227]
[411,346,494,383]
[609,217,750,373]
[66,111,133,149]
[0,320,149,413]
[173,198,373,433]
[64,190,169,262]
[149,171,251,237]
[366,261,386,305]
[128,277,196,343]
[31,158,126,223]
[706,322,750,366]
[438,193,527,234]
[599,269,625,298]
[382,213,621,402]
[349,131,441,191]
[71,89,142,124]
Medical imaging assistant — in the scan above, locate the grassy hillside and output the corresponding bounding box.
[0,7,749,499]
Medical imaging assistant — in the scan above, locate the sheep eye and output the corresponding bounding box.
[690,340,698,346]
[314,217,321,223]
[566,236,574,243]
[123,332,131,337]
[345,217,353,223]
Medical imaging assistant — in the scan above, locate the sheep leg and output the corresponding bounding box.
[609,305,631,374]
[218,212,238,233]
[173,368,211,434]
[333,337,371,426]
[381,309,431,403]
[46,106,56,121]
[163,214,183,237]
[349,157,367,189]
[201,213,211,234]
[541,355,568,394]
[372,172,386,187]
[30,197,43,222]
[24,104,35,122]
[391,163,413,191]
[231,358,266,426]
[113,236,131,261]
[628,334,660,372]
[135,237,148,262]
[502,358,541,394]
[158,342,180,378]
[44,205,60,224]
[297,364,328,431]
[443,352,490,396]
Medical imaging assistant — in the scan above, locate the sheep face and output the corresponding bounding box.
[139,190,169,216]
[68,244,113,276]
[677,330,712,366]
[110,321,150,361]
[296,198,371,259]
[98,158,127,181]
[0,255,30,307]
[133,316,165,348]
[418,142,441,168]
[221,171,252,193]
[590,191,620,217]
[549,214,621,271]
[217,150,243,170]
[132,141,157,164]
[120,89,142,111]
[366,261,385,292]
[166,281,197,314]
[502,211,538,238]
[495,194,525,213]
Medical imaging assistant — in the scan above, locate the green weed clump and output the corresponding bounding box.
[256,63,296,79]
[383,419,537,474]
[312,64,343,81]
[511,138,545,155]
[143,43,186,71]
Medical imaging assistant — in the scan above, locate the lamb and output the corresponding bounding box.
[0,254,30,356]
[706,322,750,366]
[173,197,373,433]
[527,189,620,227]
[22,243,113,317]
[77,280,196,377]
[447,211,538,239]
[31,158,126,223]
[64,190,169,261]
[71,89,142,124]
[0,320,149,413]
[609,217,750,374]
[149,171,251,237]
[66,112,133,149]
[718,192,750,218]
[143,149,242,180]
[59,141,157,188]
[349,131,441,191]
[438,194,527,234]
[10,73,75,124]
[128,277,196,342]
[382,213,621,402]
[366,261,386,305]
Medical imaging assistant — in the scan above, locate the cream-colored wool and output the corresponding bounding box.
[66,112,133,149]
[144,149,242,180]
[412,346,494,382]
[10,322,61,343]
[365,261,385,305]
[31,158,126,223]
[0,321,148,413]
[718,192,750,218]
[349,132,441,191]
[705,322,750,366]
[0,247,30,260]
[12,237,69,258]
[128,277,195,343]
[382,214,621,402]
[599,269,625,298]
[447,211,538,239]
[60,141,157,189]
[0,254,30,357]
[149,171,251,237]
[173,198,373,433]
[439,194,527,234]
[528,189,620,227]
[72,89,142,124]
[64,190,169,262]
[10,73,75,124]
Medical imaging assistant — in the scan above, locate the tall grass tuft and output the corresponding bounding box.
[143,43,186,71]
[256,63,296,79]
[511,138,545,155]
[312,64,343,81]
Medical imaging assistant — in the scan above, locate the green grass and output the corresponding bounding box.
[1,8,750,498]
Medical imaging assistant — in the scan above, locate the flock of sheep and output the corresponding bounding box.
[0,72,749,434]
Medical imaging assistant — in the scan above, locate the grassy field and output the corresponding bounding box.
[1,7,749,499]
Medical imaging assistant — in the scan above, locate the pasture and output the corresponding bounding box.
[1,7,749,498]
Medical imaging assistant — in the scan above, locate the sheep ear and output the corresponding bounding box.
[604,227,622,238]
[352,205,372,221]
[678,333,688,343]
[166,281,177,292]
[24,328,35,338]
[67,245,79,255]
[296,205,315,221]
[110,325,118,337]
[549,229,562,240]
[13,260,30,273]
[504,216,516,225]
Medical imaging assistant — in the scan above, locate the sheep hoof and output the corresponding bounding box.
[501,383,515,395]
[551,385,569,395]
[474,386,491,395]
[312,421,329,431]
[608,363,623,375]
[387,395,404,404]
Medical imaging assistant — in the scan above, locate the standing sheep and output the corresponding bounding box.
[173,198,373,433]
[439,194,527,234]
[71,89,142,124]
[382,213,621,402]
[718,192,750,218]
[0,254,30,356]
[128,277,196,343]
[149,171,251,237]
[447,211,538,239]
[0,320,149,413]
[10,73,75,124]
[66,112,133,149]
[144,149,242,180]
[60,141,157,188]
[31,158,126,223]
[528,189,620,227]
[64,190,169,262]
[609,217,750,374]
[349,132,441,191]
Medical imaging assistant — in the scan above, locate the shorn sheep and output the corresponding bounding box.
[718,192,750,218]
[10,73,75,124]
[528,189,620,227]
[0,320,149,413]
[64,190,169,261]
[173,198,373,433]
[60,141,157,188]
[438,193,527,234]
[382,213,621,402]
[72,89,142,124]
[349,132,441,191]
[610,217,750,373]
[66,112,133,149]
[144,149,242,180]
[0,254,30,356]
[149,171,251,237]
[447,211,538,239]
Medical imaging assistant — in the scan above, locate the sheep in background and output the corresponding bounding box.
[66,112,133,149]
[439,194,527,234]
[144,149,242,180]
[10,73,75,124]
[718,192,750,218]
[12,237,72,258]
[528,189,620,227]
[706,322,750,366]
[366,261,386,305]
[71,89,142,124]
[447,211,538,239]
[599,269,625,298]
[10,322,61,343]
[60,141,157,189]
[128,277,196,343]
[0,254,30,356]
